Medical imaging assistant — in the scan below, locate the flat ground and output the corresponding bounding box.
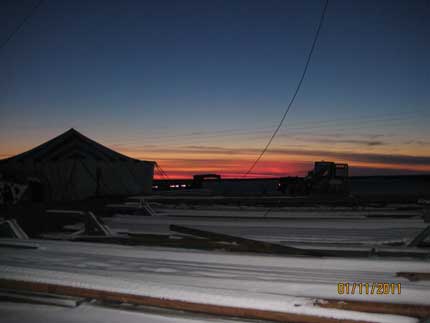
[1,201,429,323]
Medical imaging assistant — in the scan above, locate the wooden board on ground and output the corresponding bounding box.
[3,278,426,323]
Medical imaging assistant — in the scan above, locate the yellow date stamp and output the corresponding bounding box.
[337,282,401,295]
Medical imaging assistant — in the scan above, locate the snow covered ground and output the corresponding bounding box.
[0,301,245,323]
[103,210,427,245]
[1,204,429,322]
[152,205,423,218]
[0,238,429,323]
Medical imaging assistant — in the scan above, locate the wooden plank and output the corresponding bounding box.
[125,232,171,239]
[396,272,430,281]
[0,290,83,307]
[408,225,430,247]
[170,224,321,256]
[0,219,29,239]
[71,234,242,251]
[317,299,430,319]
[170,225,430,259]
[45,210,112,236]
[0,242,38,249]
[0,278,376,323]
[105,200,156,216]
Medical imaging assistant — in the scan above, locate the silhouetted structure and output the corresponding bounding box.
[278,161,349,196]
[0,129,155,201]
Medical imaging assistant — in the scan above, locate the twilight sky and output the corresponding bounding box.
[0,0,429,178]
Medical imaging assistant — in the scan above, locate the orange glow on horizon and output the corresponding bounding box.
[2,137,430,180]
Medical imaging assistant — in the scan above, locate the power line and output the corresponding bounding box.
[243,0,329,177]
[155,163,170,180]
[0,0,44,52]
[155,164,167,179]
[104,113,426,146]
[97,109,428,145]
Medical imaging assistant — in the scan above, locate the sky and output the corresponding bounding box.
[0,0,429,178]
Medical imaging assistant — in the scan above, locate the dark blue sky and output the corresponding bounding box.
[1,0,429,176]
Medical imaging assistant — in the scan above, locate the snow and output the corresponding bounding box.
[103,213,427,245]
[1,238,428,323]
[154,206,422,219]
[0,265,418,323]
[0,302,245,323]
[1,205,428,323]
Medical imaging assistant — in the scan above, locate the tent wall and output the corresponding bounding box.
[0,159,154,201]
[0,129,155,201]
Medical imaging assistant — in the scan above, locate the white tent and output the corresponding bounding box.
[0,129,155,201]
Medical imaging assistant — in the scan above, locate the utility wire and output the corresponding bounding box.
[100,109,428,144]
[106,115,424,146]
[155,163,165,179]
[243,0,329,177]
[0,0,44,52]
[155,163,170,180]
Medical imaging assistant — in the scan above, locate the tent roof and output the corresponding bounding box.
[0,128,155,165]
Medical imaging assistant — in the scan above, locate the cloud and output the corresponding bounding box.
[403,140,430,145]
[146,145,430,166]
[309,138,385,146]
[107,141,430,179]
[266,148,430,166]
[349,165,430,176]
